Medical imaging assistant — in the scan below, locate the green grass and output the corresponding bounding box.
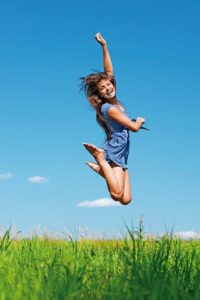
[0,227,200,299]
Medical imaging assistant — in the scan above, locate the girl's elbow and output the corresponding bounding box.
[129,120,140,132]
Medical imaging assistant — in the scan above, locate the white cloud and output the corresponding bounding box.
[28,176,48,184]
[0,172,13,180]
[173,231,200,240]
[78,197,121,208]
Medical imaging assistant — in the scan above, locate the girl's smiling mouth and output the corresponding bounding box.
[107,89,114,96]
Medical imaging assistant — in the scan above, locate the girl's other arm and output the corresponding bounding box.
[107,107,145,132]
[95,32,113,77]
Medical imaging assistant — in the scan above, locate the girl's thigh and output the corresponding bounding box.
[109,161,126,193]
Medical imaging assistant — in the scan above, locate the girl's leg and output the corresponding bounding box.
[108,161,126,201]
[83,143,125,201]
[120,169,132,205]
[86,162,132,205]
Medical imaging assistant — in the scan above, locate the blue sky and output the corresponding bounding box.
[0,0,200,238]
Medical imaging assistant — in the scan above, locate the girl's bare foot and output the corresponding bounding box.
[83,143,105,163]
[85,161,104,177]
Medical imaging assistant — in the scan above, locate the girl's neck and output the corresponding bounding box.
[107,98,118,105]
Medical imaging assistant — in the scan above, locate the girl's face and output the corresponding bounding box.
[97,79,116,100]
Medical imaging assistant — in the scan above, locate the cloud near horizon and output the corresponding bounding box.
[0,172,13,180]
[28,176,48,184]
[173,231,200,240]
[78,197,121,208]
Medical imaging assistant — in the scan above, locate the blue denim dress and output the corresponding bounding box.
[100,102,130,170]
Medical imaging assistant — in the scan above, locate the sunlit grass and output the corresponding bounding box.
[0,225,200,299]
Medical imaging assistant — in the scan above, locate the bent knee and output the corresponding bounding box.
[110,190,124,202]
[120,197,132,205]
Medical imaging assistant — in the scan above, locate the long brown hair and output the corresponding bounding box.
[80,71,117,141]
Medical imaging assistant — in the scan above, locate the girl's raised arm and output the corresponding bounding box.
[95,33,113,77]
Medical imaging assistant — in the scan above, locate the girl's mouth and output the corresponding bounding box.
[107,89,114,96]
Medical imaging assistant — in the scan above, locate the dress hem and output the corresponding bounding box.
[105,152,128,170]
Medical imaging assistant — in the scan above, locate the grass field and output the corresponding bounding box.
[0,226,200,300]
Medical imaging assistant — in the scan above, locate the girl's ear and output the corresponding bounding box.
[87,85,98,97]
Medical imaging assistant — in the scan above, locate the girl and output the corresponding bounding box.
[81,33,145,205]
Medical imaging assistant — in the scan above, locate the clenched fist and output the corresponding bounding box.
[95,32,106,47]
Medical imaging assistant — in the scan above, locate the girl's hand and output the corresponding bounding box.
[137,117,145,124]
[95,32,106,46]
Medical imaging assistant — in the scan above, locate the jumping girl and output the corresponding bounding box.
[81,33,145,205]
